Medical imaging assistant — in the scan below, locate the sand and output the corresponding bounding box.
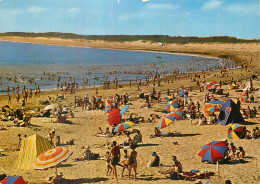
[0,37,259,184]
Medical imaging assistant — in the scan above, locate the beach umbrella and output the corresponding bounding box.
[156,114,176,129]
[34,147,72,170]
[165,100,178,112]
[95,96,101,101]
[105,104,112,113]
[179,90,184,97]
[162,96,172,101]
[44,104,56,111]
[205,100,225,105]
[171,108,184,117]
[0,176,27,184]
[103,99,112,107]
[207,107,220,112]
[108,109,121,126]
[169,112,182,120]
[228,124,243,139]
[239,91,248,103]
[1,105,12,109]
[204,83,212,89]
[210,81,218,84]
[107,96,113,100]
[120,105,129,116]
[198,141,229,163]
[203,104,215,116]
[215,88,223,94]
[114,122,134,132]
[208,84,219,90]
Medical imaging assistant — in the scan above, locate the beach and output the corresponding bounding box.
[0,38,259,184]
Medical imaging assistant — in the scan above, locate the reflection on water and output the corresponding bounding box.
[0,41,235,93]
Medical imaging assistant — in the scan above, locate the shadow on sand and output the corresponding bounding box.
[137,143,159,147]
[137,175,168,181]
[58,164,76,168]
[239,121,258,125]
[64,177,109,183]
[180,133,201,137]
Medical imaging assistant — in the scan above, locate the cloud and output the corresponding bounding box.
[145,3,179,10]
[0,0,3,2]
[118,11,154,21]
[68,8,81,13]
[202,0,223,10]
[28,6,47,13]
[223,3,259,14]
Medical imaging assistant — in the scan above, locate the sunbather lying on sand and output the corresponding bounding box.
[127,114,144,124]
[75,146,93,161]
[150,128,161,138]
[13,119,29,127]
[95,127,103,136]
[147,114,160,122]
[55,136,74,147]
[0,125,7,130]
[159,156,183,176]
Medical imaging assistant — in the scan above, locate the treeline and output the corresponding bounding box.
[0,32,259,43]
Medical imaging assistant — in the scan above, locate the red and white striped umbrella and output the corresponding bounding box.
[34,147,72,170]
[239,91,248,103]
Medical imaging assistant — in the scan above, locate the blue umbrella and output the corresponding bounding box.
[120,105,129,116]
[179,90,184,97]
[205,100,225,105]
[198,141,229,163]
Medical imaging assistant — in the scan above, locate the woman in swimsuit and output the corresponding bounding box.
[128,145,137,180]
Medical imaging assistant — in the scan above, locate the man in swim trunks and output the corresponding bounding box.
[110,141,121,180]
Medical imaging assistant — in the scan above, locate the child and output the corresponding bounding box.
[121,149,129,178]
[229,143,237,158]
[17,134,22,150]
[105,151,112,176]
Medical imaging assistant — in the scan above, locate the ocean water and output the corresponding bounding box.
[0,41,233,93]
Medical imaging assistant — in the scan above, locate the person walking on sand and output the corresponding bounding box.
[128,145,137,180]
[110,141,121,181]
[105,151,112,176]
[7,93,11,105]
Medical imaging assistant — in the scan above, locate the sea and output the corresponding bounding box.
[0,41,235,93]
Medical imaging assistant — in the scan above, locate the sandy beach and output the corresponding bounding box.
[0,37,259,184]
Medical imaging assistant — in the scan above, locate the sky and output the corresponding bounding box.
[0,0,259,39]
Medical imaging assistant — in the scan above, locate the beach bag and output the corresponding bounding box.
[0,173,7,180]
[139,93,145,98]
[123,159,129,166]
[170,172,182,180]
[93,153,100,160]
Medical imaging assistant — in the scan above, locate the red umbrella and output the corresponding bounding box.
[208,84,219,90]
[198,141,229,163]
[165,100,178,112]
[210,81,218,84]
[0,176,27,184]
[108,109,121,126]
[170,112,182,120]
[239,91,248,103]
[105,104,112,113]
